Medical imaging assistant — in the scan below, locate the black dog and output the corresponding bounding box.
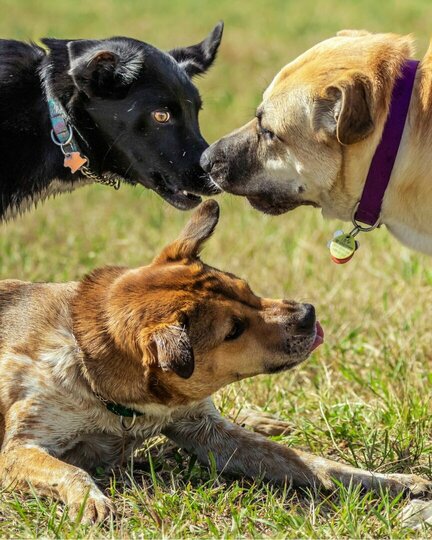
[0,23,223,220]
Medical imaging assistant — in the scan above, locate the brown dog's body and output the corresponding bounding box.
[0,201,429,522]
[202,30,432,254]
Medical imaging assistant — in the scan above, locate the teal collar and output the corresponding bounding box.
[46,93,120,189]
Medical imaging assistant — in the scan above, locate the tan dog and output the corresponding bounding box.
[0,200,429,523]
[201,30,432,254]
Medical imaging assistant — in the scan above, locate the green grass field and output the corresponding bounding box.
[1,0,432,537]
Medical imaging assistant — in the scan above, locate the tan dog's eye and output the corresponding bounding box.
[225,319,246,341]
[152,110,171,123]
[261,126,276,141]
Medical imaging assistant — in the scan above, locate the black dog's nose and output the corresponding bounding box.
[296,304,316,333]
[200,148,212,173]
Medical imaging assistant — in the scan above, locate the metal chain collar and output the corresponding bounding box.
[80,164,121,190]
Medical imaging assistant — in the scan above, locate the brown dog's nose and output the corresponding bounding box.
[296,303,316,333]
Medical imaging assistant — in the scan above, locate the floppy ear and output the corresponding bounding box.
[312,73,374,145]
[151,323,194,379]
[61,38,143,97]
[154,199,220,264]
[168,22,223,77]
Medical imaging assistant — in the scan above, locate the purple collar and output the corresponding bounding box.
[354,59,419,226]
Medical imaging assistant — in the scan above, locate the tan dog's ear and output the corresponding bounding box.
[154,199,220,264]
[148,323,195,379]
[312,74,374,145]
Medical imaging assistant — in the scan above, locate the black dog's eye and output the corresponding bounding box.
[152,110,171,123]
[225,319,246,341]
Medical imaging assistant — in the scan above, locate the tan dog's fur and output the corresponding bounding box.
[0,200,430,523]
[205,30,432,254]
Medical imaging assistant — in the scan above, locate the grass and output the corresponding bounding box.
[1,0,432,537]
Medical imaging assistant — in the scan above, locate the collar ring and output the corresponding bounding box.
[351,202,381,232]
[50,126,73,147]
[120,413,137,432]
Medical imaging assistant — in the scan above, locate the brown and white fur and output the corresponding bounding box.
[0,200,429,523]
[201,30,432,255]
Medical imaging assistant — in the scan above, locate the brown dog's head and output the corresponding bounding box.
[74,200,323,406]
[201,31,413,219]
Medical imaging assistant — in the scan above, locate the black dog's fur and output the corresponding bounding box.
[0,23,223,220]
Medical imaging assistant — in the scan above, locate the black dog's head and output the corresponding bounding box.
[42,23,223,210]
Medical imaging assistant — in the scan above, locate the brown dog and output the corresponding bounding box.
[0,200,429,523]
[201,30,432,255]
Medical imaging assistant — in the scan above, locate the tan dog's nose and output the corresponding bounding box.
[200,147,213,173]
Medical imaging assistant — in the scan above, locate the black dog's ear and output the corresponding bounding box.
[168,22,224,77]
[152,323,195,379]
[64,39,143,97]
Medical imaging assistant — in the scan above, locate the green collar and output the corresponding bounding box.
[105,401,144,418]
[77,341,143,424]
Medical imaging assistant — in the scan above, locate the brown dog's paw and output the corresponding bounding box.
[68,487,115,524]
[236,409,292,436]
[385,473,432,497]
[400,499,432,529]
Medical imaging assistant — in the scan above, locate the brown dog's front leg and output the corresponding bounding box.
[164,400,432,497]
[235,409,292,436]
[0,443,114,523]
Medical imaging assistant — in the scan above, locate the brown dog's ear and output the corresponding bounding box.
[151,324,195,379]
[153,199,220,264]
[336,29,372,38]
[312,73,374,145]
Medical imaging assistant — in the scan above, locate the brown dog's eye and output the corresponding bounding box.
[152,110,171,123]
[225,319,246,341]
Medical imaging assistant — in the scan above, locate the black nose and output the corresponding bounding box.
[200,148,212,173]
[296,304,316,333]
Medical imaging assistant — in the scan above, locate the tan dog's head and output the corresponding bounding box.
[201,31,413,219]
[74,200,323,406]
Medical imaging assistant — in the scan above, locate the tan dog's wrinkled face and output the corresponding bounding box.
[201,91,338,215]
[201,30,412,217]
[99,201,323,404]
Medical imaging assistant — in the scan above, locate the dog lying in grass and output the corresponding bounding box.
[0,200,429,523]
[0,23,223,220]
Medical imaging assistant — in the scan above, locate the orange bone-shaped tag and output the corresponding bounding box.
[64,152,88,173]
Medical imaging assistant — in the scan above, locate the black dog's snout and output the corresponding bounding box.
[200,148,212,173]
[296,304,316,333]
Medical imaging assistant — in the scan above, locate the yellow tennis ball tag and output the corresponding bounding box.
[329,233,356,263]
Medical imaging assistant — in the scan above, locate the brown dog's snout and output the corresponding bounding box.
[295,303,316,334]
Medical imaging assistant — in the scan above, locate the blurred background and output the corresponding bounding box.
[0,0,431,534]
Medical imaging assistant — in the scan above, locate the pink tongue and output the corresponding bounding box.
[310,321,324,351]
